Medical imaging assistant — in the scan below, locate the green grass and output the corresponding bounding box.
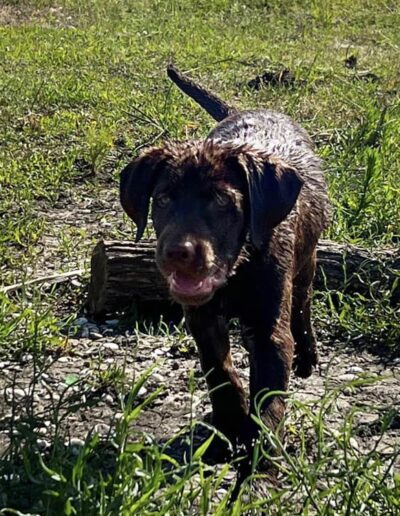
[0,0,400,513]
[0,353,399,514]
[1,0,399,285]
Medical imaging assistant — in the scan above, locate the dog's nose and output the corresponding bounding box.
[165,241,196,264]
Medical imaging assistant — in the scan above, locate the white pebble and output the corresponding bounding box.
[5,387,26,400]
[152,373,164,383]
[347,366,363,374]
[94,423,111,435]
[138,386,148,397]
[90,332,103,340]
[103,342,119,351]
[349,437,359,450]
[68,438,85,454]
[338,373,357,382]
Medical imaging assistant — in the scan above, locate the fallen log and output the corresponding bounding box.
[87,238,399,317]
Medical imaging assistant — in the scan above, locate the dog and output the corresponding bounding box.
[120,65,330,489]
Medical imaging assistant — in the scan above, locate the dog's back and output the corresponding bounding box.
[167,66,330,250]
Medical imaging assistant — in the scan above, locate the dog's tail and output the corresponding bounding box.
[167,64,236,122]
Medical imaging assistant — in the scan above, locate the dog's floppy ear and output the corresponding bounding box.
[238,153,304,249]
[120,147,167,242]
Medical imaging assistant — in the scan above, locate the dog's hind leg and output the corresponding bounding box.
[291,250,319,378]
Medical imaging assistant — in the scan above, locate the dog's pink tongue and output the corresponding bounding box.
[171,274,209,296]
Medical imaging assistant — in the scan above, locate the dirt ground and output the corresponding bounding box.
[1,319,399,469]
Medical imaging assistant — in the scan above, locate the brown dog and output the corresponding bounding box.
[120,65,330,485]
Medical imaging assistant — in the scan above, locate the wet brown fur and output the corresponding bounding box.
[120,72,330,492]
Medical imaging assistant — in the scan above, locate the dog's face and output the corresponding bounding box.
[151,145,247,305]
[120,141,303,306]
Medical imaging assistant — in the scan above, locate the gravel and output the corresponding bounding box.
[0,320,399,475]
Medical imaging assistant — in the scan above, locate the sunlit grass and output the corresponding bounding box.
[0,0,399,513]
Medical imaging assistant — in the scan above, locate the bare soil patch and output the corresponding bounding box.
[1,321,399,469]
[0,4,77,28]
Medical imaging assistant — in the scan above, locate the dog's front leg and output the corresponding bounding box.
[185,299,248,444]
[238,318,294,477]
[227,318,294,500]
[248,322,294,430]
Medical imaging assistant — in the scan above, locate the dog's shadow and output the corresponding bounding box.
[161,421,233,466]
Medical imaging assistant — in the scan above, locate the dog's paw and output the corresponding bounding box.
[201,432,233,465]
[293,349,318,378]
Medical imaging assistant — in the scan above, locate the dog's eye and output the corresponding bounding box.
[215,192,231,208]
[155,194,171,208]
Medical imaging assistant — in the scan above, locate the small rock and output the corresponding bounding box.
[68,438,85,456]
[347,366,363,374]
[102,394,114,404]
[338,373,357,382]
[357,413,379,425]
[349,437,359,450]
[152,373,164,383]
[90,332,103,340]
[153,349,164,357]
[94,423,111,435]
[73,317,88,326]
[5,387,26,400]
[102,342,119,351]
[58,356,69,363]
[138,386,148,397]
[36,439,50,451]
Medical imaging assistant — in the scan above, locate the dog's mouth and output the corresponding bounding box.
[167,267,227,305]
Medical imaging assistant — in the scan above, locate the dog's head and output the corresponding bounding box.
[120,140,303,306]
